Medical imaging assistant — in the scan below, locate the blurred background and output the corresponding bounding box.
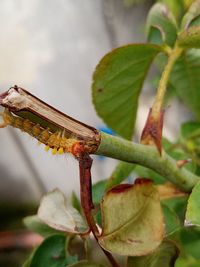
[0,0,150,202]
[0,0,191,266]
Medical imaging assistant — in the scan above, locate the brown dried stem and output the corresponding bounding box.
[78,153,120,267]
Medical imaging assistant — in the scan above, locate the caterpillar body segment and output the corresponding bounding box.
[0,115,8,128]
[0,109,79,155]
[0,110,14,127]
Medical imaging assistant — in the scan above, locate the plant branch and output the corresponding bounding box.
[78,153,120,267]
[1,87,198,192]
[96,132,200,192]
[151,43,183,118]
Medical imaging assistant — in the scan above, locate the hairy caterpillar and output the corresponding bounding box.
[0,108,80,155]
[0,86,100,157]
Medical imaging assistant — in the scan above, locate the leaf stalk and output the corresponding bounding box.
[152,43,183,118]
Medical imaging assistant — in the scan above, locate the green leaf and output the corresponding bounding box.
[92,44,162,140]
[23,215,60,237]
[176,255,200,267]
[190,15,200,27]
[38,189,87,234]
[71,191,81,213]
[68,261,105,267]
[178,26,200,48]
[147,26,163,45]
[92,180,107,205]
[180,121,200,154]
[22,259,31,267]
[158,0,188,22]
[162,204,181,236]
[134,165,166,184]
[127,240,179,267]
[146,3,177,46]
[163,138,196,173]
[105,161,135,190]
[22,250,35,267]
[30,234,77,267]
[179,121,200,170]
[170,49,200,120]
[92,163,135,204]
[99,179,164,256]
[185,181,200,226]
[181,121,200,140]
[162,196,188,223]
[181,0,200,29]
[179,227,200,259]
[91,180,107,226]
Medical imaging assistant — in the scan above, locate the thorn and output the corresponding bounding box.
[140,108,165,155]
[177,159,192,168]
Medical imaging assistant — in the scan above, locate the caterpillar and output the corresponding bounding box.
[0,108,80,155]
[0,86,100,157]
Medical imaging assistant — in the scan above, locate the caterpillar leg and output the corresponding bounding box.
[0,112,7,128]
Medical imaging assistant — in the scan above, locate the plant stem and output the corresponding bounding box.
[151,43,183,118]
[96,132,200,192]
[78,153,120,267]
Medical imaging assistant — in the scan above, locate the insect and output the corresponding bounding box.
[0,108,81,155]
[0,86,100,157]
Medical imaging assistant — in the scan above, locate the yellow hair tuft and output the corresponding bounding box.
[45,145,50,152]
[51,148,57,155]
[58,147,64,154]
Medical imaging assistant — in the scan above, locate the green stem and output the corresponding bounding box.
[152,44,183,117]
[96,132,200,192]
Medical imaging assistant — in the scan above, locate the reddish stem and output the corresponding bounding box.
[78,153,120,267]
